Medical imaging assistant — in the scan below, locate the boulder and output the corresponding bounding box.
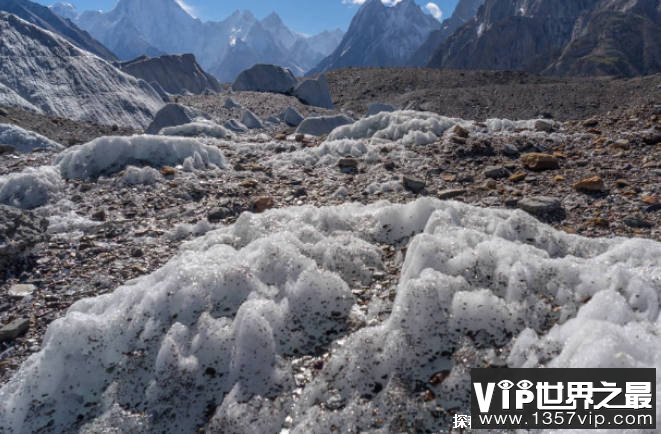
[146,103,204,134]
[293,75,334,109]
[232,64,298,94]
[367,103,396,116]
[282,107,304,127]
[119,54,222,95]
[0,205,47,279]
[296,114,353,137]
[241,110,264,129]
[224,119,248,133]
[223,97,242,109]
[518,196,565,221]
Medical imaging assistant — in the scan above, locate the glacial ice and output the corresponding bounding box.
[56,135,226,180]
[159,120,233,139]
[0,123,63,153]
[1,198,659,433]
[328,110,464,145]
[0,166,63,209]
[120,166,163,186]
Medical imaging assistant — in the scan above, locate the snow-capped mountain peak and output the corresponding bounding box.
[309,0,440,74]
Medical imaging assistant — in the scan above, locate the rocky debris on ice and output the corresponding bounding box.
[232,64,298,94]
[241,109,265,130]
[0,13,163,129]
[0,204,47,278]
[296,114,353,136]
[145,103,206,135]
[56,135,226,180]
[282,107,304,126]
[367,102,396,116]
[292,75,334,109]
[0,198,659,433]
[159,120,233,139]
[0,166,63,209]
[0,123,63,153]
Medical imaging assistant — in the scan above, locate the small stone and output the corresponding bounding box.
[589,217,610,228]
[8,284,36,298]
[442,174,457,182]
[573,176,607,193]
[645,204,661,213]
[383,160,396,171]
[0,107,7,116]
[403,176,426,194]
[484,179,498,189]
[451,124,469,138]
[130,247,144,258]
[521,153,559,171]
[295,134,306,143]
[641,195,658,205]
[483,165,509,179]
[160,166,176,176]
[534,119,554,133]
[252,196,274,213]
[275,133,287,140]
[553,175,565,182]
[615,179,630,188]
[91,209,106,222]
[518,196,564,219]
[207,207,232,222]
[502,143,519,156]
[583,118,599,127]
[509,171,527,182]
[0,318,30,342]
[338,158,359,173]
[623,217,653,229]
[437,189,466,200]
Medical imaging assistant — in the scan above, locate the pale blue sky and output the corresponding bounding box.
[36,0,459,34]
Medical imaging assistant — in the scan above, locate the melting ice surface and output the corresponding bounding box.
[0,198,659,433]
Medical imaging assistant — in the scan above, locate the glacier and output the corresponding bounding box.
[0,198,659,433]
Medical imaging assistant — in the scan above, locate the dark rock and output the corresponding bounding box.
[241,110,264,129]
[338,157,359,173]
[207,207,232,222]
[223,97,242,109]
[403,176,426,194]
[91,210,106,222]
[518,196,564,221]
[623,217,653,229]
[0,318,30,342]
[483,165,509,179]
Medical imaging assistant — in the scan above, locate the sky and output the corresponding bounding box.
[36,0,459,34]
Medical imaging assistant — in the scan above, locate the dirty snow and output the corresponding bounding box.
[1,198,659,433]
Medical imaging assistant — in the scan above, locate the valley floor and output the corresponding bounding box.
[0,74,659,432]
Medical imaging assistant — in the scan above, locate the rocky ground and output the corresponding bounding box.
[0,74,659,386]
[327,68,661,121]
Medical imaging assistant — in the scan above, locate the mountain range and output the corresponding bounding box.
[428,0,661,77]
[51,0,344,82]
